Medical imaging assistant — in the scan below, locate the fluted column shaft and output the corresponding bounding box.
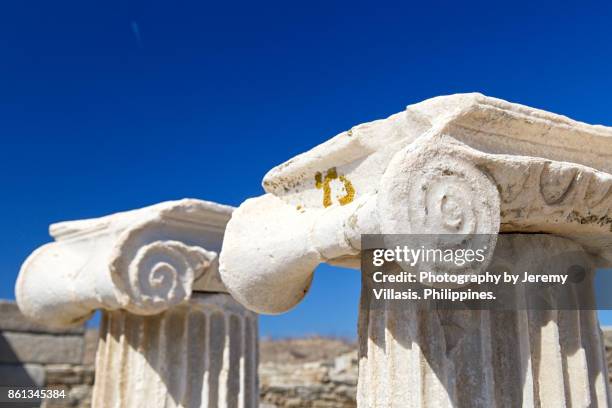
[92,293,258,408]
[357,236,611,408]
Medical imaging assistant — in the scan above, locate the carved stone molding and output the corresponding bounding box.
[220,94,612,315]
[16,199,233,327]
[16,199,261,408]
[219,93,612,406]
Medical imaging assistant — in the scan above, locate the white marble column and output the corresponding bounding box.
[357,235,609,407]
[16,199,258,408]
[93,293,257,408]
[219,93,612,407]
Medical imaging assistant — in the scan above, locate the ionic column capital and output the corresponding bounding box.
[219,93,612,315]
[16,199,233,327]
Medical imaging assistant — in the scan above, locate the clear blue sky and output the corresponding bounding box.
[1,1,612,338]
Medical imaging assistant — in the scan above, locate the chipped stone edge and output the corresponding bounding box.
[16,199,234,328]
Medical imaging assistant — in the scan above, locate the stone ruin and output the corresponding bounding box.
[16,200,257,407]
[13,93,612,407]
[5,307,612,407]
[0,300,96,407]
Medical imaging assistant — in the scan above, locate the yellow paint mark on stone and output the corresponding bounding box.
[338,175,355,205]
[314,167,355,207]
[315,172,323,189]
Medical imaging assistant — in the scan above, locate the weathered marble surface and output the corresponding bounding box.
[16,199,259,408]
[92,293,258,408]
[17,199,232,327]
[358,235,608,407]
[219,93,612,407]
[220,93,612,316]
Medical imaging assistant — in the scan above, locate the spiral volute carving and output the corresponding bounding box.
[112,240,215,314]
[377,143,501,284]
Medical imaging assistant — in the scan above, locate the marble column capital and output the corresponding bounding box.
[219,93,612,314]
[17,199,233,327]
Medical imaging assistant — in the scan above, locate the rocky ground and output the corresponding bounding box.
[259,337,358,408]
[260,329,612,408]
